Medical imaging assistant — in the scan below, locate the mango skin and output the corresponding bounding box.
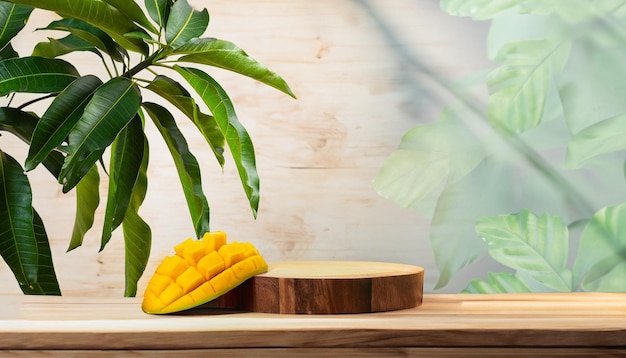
[142,231,268,314]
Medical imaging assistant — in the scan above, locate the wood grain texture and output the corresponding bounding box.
[0,293,625,355]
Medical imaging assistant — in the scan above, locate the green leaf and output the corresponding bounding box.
[174,66,260,217]
[60,77,141,192]
[0,2,33,51]
[67,165,100,251]
[487,39,571,133]
[174,38,296,98]
[165,0,208,48]
[440,0,518,20]
[373,105,484,213]
[101,115,144,251]
[1,0,148,54]
[145,0,172,28]
[0,42,17,59]
[123,134,151,297]
[0,107,64,178]
[565,114,626,169]
[143,102,210,239]
[26,75,103,171]
[476,209,573,292]
[0,56,79,96]
[102,0,158,34]
[0,150,54,295]
[39,18,127,62]
[463,272,532,293]
[145,75,224,166]
[30,209,61,295]
[573,203,626,291]
[32,35,103,59]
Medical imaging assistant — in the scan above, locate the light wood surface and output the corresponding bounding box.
[1,293,625,356]
[208,261,424,314]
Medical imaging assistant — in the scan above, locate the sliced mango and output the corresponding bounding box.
[142,231,267,314]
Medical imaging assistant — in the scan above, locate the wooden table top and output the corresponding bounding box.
[1,293,625,354]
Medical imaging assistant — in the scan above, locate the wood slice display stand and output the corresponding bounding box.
[208,261,424,314]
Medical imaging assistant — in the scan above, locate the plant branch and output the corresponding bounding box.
[16,94,56,110]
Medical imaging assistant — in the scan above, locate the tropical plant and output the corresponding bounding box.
[374,0,626,292]
[0,0,294,296]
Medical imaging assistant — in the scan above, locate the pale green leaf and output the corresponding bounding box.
[0,2,33,51]
[0,56,79,96]
[476,209,573,292]
[67,165,100,251]
[1,0,148,54]
[565,114,626,169]
[145,75,224,166]
[123,135,151,297]
[573,203,626,292]
[174,66,259,217]
[101,115,144,251]
[175,38,295,98]
[440,0,518,20]
[463,272,531,293]
[487,39,571,133]
[26,75,103,171]
[165,0,208,48]
[60,77,141,192]
[143,102,210,238]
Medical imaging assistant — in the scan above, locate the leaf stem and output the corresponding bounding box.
[16,94,56,110]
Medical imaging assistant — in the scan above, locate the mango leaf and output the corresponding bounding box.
[373,106,484,213]
[175,66,260,217]
[0,150,59,295]
[145,0,172,28]
[102,0,157,34]
[143,102,210,238]
[0,43,17,59]
[1,0,148,54]
[101,115,144,251]
[174,38,296,98]
[565,114,626,169]
[476,209,573,292]
[145,75,224,166]
[165,0,208,48]
[67,165,100,251]
[0,56,79,96]
[518,0,626,23]
[26,75,103,172]
[31,209,61,295]
[60,77,141,192]
[487,39,571,133]
[39,18,127,62]
[123,135,151,297]
[440,0,518,20]
[463,272,531,293]
[573,203,626,291]
[32,35,103,60]
[0,107,64,178]
[0,2,33,51]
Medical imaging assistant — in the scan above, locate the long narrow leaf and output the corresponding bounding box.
[143,102,210,238]
[174,38,295,98]
[145,0,172,28]
[0,57,79,96]
[1,0,148,54]
[175,66,260,217]
[123,133,151,297]
[476,209,573,292]
[165,0,208,48]
[0,43,17,59]
[145,75,224,166]
[0,3,33,51]
[0,107,64,178]
[32,35,104,60]
[60,77,141,192]
[102,0,157,34]
[26,75,103,171]
[101,115,144,251]
[67,165,99,251]
[30,209,61,295]
[0,150,39,293]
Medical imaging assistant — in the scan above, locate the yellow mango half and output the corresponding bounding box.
[142,231,267,314]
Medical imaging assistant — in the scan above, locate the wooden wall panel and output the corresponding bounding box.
[0,1,489,296]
